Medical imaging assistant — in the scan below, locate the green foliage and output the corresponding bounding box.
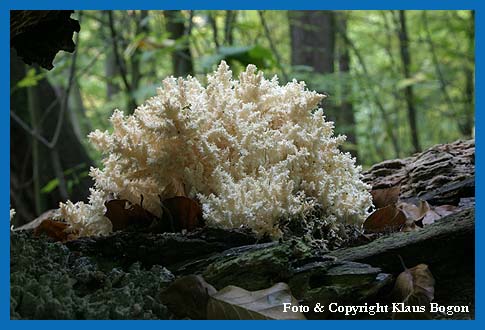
[15,68,45,89]
[200,45,275,72]
[43,10,474,167]
[41,164,89,195]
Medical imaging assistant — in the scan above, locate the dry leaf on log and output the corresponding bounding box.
[12,209,72,242]
[392,263,435,320]
[371,185,401,209]
[160,275,217,320]
[105,198,158,231]
[33,219,70,242]
[161,196,203,232]
[363,205,407,233]
[12,209,59,231]
[207,282,306,320]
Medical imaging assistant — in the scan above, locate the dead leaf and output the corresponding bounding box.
[12,209,73,242]
[422,209,441,226]
[33,219,70,242]
[160,275,217,319]
[363,205,406,233]
[12,209,59,231]
[371,186,401,209]
[398,201,430,222]
[207,282,306,320]
[398,201,431,230]
[104,199,158,232]
[392,263,435,320]
[433,204,458,217]
[414,203,458,226]
[161,196,203,232]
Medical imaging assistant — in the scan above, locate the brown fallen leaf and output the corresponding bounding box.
[421,209,441,226]
[160,275,217,319]
[12,209,59,231]
[398,200,431,230]
[371,185,401,209]
[363,205,406,233]
[104,198,158,232]
[161,196,203,232]
[33,219,70,242]
[433,204,458,217]
[392,262,435,320]
[13,209,74,242]
[398,201,459,227]
[398,201,430,223]
[207,282,306,320]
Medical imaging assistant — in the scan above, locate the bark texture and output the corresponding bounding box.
[363,139,474,205]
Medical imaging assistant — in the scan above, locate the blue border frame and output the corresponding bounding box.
[2,0,482,328]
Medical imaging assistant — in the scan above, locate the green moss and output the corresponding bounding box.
[10,232,174,319]
[204,240,314,290]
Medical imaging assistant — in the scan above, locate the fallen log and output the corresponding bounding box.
[11,139,475,319]
[364,139,474,205]
[331,208,474,272]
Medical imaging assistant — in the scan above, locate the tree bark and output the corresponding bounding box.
[289,11,335,74]
[397,10,421,153]
[224,10,236,45]
[164,10,194,77]
[130,10,149,94]
[336,13,358,159]
[363,139,474,205]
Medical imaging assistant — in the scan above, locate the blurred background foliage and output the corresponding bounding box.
[10,10,474,225]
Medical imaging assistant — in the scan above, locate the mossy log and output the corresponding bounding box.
[11,139,475,319]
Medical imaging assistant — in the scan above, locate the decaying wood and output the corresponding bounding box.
[66,227,267,268]
[330,208,474,273]
[11,139,475,319]
[364,139,474,205]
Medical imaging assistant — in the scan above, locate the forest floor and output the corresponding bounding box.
[10,139,475,320]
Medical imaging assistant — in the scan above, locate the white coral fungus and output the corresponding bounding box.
[60,62,372,238]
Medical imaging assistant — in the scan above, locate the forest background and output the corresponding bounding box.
[10,10,475,226]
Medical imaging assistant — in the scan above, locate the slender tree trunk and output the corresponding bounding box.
[289,11,335,74]
[397,10,421,153]
[10,49,93,225]
[107,10,137,111]
[463,10,475,137]
[104,11,120,101]
[131,10,149,94]
[68,78,90,142]
[26,66,43,215]
[224,11,236,45]
[338,26,401,158]
[164,10,194,77]
[289,10,336,116]
[336,13,358,159]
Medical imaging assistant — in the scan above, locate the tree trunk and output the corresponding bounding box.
[288,10,335,106]
[224,10,236,45]
[397,10,421,153]
[164,10,194,77]
[103,11,120,101]
[336,13,358,159]
[462,10,475,137]
[10,49,93,226]
[289,11,335,74]
[130,10,149,94]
